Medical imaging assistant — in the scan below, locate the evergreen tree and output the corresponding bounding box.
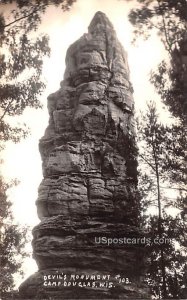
[128,3,187,294]
[128,0,187,186]
[137,102,186,298]
[128,0,187,124]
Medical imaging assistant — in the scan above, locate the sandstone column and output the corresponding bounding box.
[19,11,149,299]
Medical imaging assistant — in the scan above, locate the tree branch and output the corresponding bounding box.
[139,153,156,172]
[3,5,46,29]
[159,185,187,192]
[157,0,172,55]
[0,100,13,122]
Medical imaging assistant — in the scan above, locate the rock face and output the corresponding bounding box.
[19,12,149,299]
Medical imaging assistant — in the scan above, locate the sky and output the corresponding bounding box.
[1,0,169,286]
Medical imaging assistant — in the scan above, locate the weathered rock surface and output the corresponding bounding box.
[19,11,149,299]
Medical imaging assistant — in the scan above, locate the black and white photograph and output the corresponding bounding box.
[0,0,186,299]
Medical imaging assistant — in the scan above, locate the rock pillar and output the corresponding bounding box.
[19,11,149,299]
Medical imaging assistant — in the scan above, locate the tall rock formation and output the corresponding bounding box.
[19,11,149,299]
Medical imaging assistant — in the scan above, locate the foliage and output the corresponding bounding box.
[129,4,187,294]
[129,0,187,124]
[137,102,186,298]
[0,0,76,144]
[0,176,28,298]
[146,214,186,299]
[0,1,76,295]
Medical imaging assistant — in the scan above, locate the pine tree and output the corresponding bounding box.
[129,3,187,294]
[137,102,186,298]
[128,0,187,124]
